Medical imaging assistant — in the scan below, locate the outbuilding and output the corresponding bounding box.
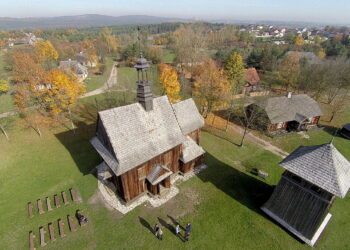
[262,142,350,246]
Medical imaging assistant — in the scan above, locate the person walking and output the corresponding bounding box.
[158,227,163,240]
[175,224,180,237]
[185,223,191,241]
[154,224,159,238]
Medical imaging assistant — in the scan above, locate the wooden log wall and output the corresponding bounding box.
[180,155,204,173]
[263,171,333,239]
[115,145,182,202]
[187,129,201,144]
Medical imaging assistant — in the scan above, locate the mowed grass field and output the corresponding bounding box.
[0,93,350,250]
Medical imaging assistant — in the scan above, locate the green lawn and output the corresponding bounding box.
[84,57,114,92]
[117,66,163,95]
[0,51,14,114]
[162,49,176,63]
[0,94,15,113]
[1,93,350,249]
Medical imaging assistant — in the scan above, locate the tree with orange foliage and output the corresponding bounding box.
[192,58,231,117]
[12,52,44,84]
[159,64,181,104]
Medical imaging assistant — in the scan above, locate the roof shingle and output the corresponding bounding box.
[279,143,350,198]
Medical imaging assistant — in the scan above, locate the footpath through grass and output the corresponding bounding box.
[84,57,114,92]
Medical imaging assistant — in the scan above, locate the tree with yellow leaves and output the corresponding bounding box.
[294,34,305,47]
[43,69,85,115]
[192,58,231,117]
[224,51,244,93]
[100,27,118,53]
[159,64,181,104]
[317,48,326,59]
[34,40,58,68]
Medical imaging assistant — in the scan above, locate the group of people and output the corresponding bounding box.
[153,222,192,241]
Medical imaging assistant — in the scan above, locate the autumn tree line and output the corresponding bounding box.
[0,27,119,138]
[0,22,350,140]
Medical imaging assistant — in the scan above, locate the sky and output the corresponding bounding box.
[1,0,349,24]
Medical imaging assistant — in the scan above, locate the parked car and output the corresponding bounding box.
[339,123,350,139]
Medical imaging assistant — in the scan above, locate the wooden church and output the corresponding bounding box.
[90,54,205,203]
[262,142,350,246]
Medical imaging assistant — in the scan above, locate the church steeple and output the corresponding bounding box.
[134,27,153,111]
[134,53,153,111]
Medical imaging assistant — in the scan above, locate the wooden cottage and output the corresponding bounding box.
[247,93,322,132]
[90,55,205,203]
[262,142,350,246]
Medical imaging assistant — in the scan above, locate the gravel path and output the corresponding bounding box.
[80,62,118,98]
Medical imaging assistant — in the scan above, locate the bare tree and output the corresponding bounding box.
[226,95,269,147]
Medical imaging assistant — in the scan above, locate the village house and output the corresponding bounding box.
[15,33,42,46]
[243,68,260,95]
[262,142,350,246]
[76,51,97,68]
[246,93,322,133]
[90,54,205,204]
[59,59,88,82]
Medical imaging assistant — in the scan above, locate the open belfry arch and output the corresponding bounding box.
[262,142,350,246]
[90,52,205,204]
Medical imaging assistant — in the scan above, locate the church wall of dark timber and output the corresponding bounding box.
[180,155,204,173]
[263,171,334,239]
[187,129,201,144]
[114,145,182,202]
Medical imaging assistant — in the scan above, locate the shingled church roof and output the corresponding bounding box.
[172,98,204,135]
[255,94,322,124]
[279,143,350,198]
[91,96,205,176]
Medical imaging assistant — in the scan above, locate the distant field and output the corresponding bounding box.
[162,49,176,63]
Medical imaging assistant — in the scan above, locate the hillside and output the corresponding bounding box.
[0,14,190,30]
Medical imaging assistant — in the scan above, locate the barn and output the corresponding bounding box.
[90,54,205,203]
[247,93,322,133]
[261,142,350,246]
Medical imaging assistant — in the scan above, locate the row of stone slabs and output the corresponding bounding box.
[29,214,87,249]
[27,188,83,249]
[28,189,80,217]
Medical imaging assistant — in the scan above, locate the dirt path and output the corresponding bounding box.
[80,62,118,98]
[227,122,289,158]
